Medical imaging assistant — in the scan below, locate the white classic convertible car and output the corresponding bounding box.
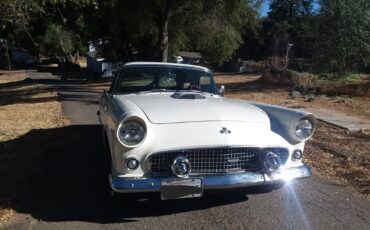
[98,62,315,200]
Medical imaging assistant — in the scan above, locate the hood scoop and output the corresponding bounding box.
[171,92,206,100]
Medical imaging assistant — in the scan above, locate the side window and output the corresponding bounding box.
[199,75,212,91]
[200,76,210,85]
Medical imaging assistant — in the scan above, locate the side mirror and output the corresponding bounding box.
[219,85,225,95]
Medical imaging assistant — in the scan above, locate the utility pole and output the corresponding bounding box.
[285,43,293,69]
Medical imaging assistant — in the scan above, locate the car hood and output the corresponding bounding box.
[116,92,269,124]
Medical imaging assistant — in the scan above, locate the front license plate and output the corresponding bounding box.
[161,178,203,200]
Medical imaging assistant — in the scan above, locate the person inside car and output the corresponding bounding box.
[174,70,199,90]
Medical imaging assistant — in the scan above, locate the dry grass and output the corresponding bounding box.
[0,206,13,225]
[318,80,370,97]
[0,100,67,141]
[216,75,370,122]
[85,81,111,90]
[305,122,370,199]
[0,71,69,226]
[260,69,370,97]
[0,71,26,83]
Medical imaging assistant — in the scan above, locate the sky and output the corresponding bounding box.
[261,1,270,17]
[260,1,321,17]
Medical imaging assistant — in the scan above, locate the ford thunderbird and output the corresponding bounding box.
[97,62,315,200]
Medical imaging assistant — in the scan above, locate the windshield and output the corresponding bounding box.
[113,66,219,94]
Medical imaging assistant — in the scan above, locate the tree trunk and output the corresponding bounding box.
[159,1,172,62]
[160,18,169,62]
[75,49,79,63]
[5,39,11,71]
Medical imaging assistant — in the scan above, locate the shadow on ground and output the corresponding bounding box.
[0,124,279,224]
[0,77,102,106]
[36,66,112,84]
[0,68,107,106]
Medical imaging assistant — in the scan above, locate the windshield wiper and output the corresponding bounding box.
[151,88,175,92]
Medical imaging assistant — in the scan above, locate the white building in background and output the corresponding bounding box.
[86,39,122,78]
[176,51,202,64]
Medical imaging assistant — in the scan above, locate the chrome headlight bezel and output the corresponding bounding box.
[295,117,315,141]
[117,116,147,147]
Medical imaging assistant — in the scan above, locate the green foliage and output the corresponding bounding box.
[92,0,256,64]
[189,0,256,64]
[268,0,318,59]
[0,0,41,30]
[315,0,370,75]
[0,0,97,56]
[194,25,243,65]
[1,0,369,74]
[239,0,318,61]
[38,23,74,56]
[343,74,361,82]
[269,0,314,20]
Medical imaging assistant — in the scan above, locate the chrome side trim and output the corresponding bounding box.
[110,164,311,193]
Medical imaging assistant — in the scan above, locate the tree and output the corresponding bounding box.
[190,0,257,65]
[0,0,261,66]
[38,23,74,57]
[154,0,188,62]
[267,0,317,58]
[237,0,318,66]
[94,0,256,64]
[269,0,314,21]
[0,0,42,48]
[315,0,370,74]
[0,0,97,57]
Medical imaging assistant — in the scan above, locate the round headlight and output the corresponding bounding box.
[295,118,313,140]
[118,120,146,146]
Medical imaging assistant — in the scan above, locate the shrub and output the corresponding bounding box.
[262,69,318,87]
[343,74,361,82]
[333,96,353,104]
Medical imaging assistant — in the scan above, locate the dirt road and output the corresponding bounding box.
[4,70,370,230]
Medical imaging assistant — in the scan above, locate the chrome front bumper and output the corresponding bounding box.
[110,164,311,193]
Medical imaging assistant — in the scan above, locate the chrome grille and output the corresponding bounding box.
[148,147,287,175]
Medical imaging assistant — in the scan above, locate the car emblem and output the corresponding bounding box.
[220,127,231,134]
[227,158,240,163]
